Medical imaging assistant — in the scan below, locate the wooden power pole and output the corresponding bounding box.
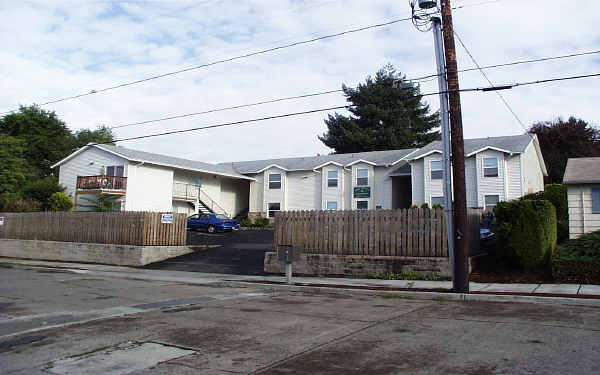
[439,0,469,293]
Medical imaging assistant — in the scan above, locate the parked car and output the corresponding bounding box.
[187,213,240,233]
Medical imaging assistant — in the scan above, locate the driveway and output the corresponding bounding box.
[145,229,274,275]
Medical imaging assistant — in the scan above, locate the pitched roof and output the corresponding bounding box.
[52,144,253,180]
[407,134,534,160]
[563,157,600,184]
[223,148,418,174]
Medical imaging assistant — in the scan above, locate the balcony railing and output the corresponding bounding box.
[77,175,127,190]
[172,182,200,200]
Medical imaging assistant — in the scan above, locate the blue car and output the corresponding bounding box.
[187,213,239,233]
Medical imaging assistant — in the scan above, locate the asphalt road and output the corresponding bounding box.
[2,265,600,375]
[145,229,274,275]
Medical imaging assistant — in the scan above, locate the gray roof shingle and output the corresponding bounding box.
[222,149,418,174]
[94,144,251,180]
[407,134,534,160]
[563,157,600,184]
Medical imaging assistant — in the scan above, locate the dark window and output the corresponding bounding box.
[106,165,124,177]
[268,203,281,218]
[357,200,368,210]
[593,188,600,214]
[357,169,369,186]
[327,170,338,187]
[483,158,498,177]
[431,196,444,207]
[485,195,499,212]
[269,173,281,189]
[431,160,443,180]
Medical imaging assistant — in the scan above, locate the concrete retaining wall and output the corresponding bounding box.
[264,252,451,278]
[0,239,194,267]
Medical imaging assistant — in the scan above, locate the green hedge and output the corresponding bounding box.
[553,230,600,284]
[521,184,568,243]
[494,199,557,270]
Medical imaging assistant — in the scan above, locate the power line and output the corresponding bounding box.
[0,0,513,115]
[89,72,600,145]
[453,30,528,132]
[1,17,412,115]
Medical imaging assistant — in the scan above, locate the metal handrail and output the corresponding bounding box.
[172,182,229,217]
[198,188,229,217]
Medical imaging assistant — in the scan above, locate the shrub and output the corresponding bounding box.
[48,192,73,211]
[254,217,270,228]
[494,199,557,270]
[238,217,252,227]
[552,230,600,284]
[22,177,66,210]
[521,184,568,243]
[420,203,429,209]
[0,192,40,212]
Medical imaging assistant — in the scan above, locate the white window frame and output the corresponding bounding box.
[484,195,500,212]
[327,170,338,188]
[430,160,443,180]
[431,196,444,207]
[268,202,281,218]
[105,165,124,177]
[268,173,281,190]
[357,200,368,210]
[356,168,369,186]
[483,157,499,178]
[326,201,338,211]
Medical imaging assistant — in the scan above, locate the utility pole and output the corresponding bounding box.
[439,0,469,293]
[431,17,454,282]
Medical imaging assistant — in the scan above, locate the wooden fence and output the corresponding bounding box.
[274,208,482,257]
[0,212,187,246]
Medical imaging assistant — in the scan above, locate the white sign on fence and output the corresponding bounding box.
[0,217,4,226]
[161,213,173,224]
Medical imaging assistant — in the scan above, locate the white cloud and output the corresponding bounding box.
[1,0,599,164]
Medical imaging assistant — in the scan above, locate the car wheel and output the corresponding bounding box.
[207,225,216,234]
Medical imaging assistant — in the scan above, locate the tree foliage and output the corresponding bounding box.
[529,117,600,184]
[74,125,115,148]
[48,192,73,212]
[0,135,36,194]
[318,64,440,153]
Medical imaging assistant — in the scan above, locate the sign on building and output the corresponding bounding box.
[161,213,174,224]
[353,187,370,198]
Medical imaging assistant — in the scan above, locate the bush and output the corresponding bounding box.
[253,217,270,228]
[0,192,40,212]
[48,192,73,211]
[238,217,252,227]
[521,184,568,243]
[494,199,557,270]
[552,230,600,284]
[22,177,65,210]
[420,203,429,209]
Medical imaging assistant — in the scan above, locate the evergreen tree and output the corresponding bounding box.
[318,64,440,153]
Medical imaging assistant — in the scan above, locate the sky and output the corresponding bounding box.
[1,0,599,164]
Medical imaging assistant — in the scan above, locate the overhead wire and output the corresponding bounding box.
[84,72,600,145]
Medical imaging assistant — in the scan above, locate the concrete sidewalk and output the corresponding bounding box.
[2,258,599,303]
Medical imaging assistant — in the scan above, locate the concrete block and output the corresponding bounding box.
[479,283,540,293]
[579,285,600,296]
[535,284,580,295]
[0,239,193,267]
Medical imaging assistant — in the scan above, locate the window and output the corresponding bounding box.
[430,160,443,180]
[106,165,124,177]
[431,196,444,207]
[327,201,338,210]
[593,188,600,214]
[268,173,281,189]
[483,157,498,177]
[357,200,368,210]
[188,214,199,220]
[268,203,281,218]
[484,195,499,212]
[357,169,369,186]
[327,170,338,187]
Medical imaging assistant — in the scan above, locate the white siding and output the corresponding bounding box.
[423,154,444,206]
[476,150,506,207]
[374,166,393,209]
[248,173,264,213]
[125,164,173,212]
[522,141,544,195]
[220,178,250,217]
[411,159,425,205]
[288,171,321,210]
[321,166,344,210]
[351,163,375,209]
[567,184,600,239]
[263,167,286,212]
[465,156,478,207]
[506,154,522,200]
[57,147,128,200]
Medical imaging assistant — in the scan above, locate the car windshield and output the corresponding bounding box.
[215,214,229,220]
